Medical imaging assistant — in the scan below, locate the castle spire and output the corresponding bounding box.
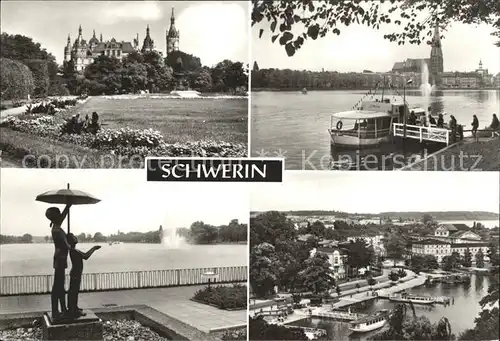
[100,33,103,42]
[146,24,150,36]
[67,34,71,43]
[78,25,82,36]
[171,8,175,23]
[93,30,96,38]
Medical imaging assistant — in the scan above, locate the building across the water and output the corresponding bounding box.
[65,7,180,72]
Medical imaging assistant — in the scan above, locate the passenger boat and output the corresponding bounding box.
[348,310,389,333]
[389,293,436,305]
[328,98,407,148]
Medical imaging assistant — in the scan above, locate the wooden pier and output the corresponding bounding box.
[393,123,451,145]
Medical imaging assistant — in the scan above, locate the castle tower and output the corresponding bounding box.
[100,33,103,42]
[141,24,155,52]
[89,29,99,48]
[166,7,180,56]
[64,34,71,62]
[429,21,443,86]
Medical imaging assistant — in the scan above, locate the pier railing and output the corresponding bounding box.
[393,123,450,145]
[0,266,247,296]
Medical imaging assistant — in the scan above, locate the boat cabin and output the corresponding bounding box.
[330,110,393,139]
[350,314,386,330]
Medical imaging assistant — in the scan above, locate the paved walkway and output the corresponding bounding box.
[0,285,245,333]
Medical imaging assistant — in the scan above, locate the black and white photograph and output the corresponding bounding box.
[251,1,500,171]
[0,1,249,169]
[0,169,248,341]
[249,171,500,340]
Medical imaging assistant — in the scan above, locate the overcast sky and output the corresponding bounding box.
[253,15,500,74]
[0,169,249,236]
[251,172,500,214]
[0,1,249,67]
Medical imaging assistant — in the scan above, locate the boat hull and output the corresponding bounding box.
[329,132,391,148]
[349,319,386,333]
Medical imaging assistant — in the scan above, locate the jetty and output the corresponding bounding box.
[393,123,451,145]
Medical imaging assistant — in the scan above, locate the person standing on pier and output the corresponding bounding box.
[46,204,72,320]
[437,114,444,128]
[471,115,479,140]
[489,113,499,136]
[428,114,437,126]
[449,115,458,143]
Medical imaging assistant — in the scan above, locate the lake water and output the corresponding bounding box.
[0,243,247,276]
[436,220,499,228]
[290,274,492,340]
[251,90,500,170]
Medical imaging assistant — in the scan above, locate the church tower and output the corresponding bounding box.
[429,21,444,86]
[64,34,71,62]
[166,8,180,56]
[141,25,155,52]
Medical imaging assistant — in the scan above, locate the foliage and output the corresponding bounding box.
[23,59,50,98]
[252,0,500,58]
[299,251,335,295]
[0,33,59,94]
[250,243,279,298]
[249,315,308,340]
[385,235,407,264]
[0,234,33,244]
[397,268,407,278]
[250,211,297,246]
[409,254,439,273]
[463,247,473,267]
[422,214,434,224]
[0,58,34,102]
[475,248,484,268]
[367,277,376,286]
[192,284,247,310]
[389,271,400,282]
[343,239,375,275]
[442,252,462,271]
[188,220,247,244]
[166,50,202,74]
[211,60,249,93]
[487,244,499,266]
[221,328,247,341]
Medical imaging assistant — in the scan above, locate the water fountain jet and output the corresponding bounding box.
[159,225,187,249]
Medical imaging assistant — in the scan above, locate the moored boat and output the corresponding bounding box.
[348,310,389,333]
[389,293,436,305]
[328,98,408,148]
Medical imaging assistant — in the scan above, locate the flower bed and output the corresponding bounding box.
[1,110,247,159]
[0,320,170,341]
[217,328,247,341]
[192,284,247,310]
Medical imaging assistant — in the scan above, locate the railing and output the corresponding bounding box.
[0,266,247,295]
[393,123,450,145]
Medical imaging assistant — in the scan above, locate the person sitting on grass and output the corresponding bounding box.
[46,205,72,320]
[67,233,101,317]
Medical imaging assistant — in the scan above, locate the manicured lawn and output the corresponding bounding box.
[63,96,248,144]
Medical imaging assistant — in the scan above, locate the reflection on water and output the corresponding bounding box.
[252,90,500,169]
[288,274,491,340]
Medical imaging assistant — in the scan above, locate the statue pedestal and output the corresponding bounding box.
[42,310,103,340]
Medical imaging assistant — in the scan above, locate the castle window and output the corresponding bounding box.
[112,50,116,57]
[106,50,110,56]
[117,50,121,57]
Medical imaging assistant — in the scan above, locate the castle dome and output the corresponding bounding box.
[89,30,99,45]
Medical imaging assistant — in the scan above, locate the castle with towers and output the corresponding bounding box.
[65,8,180,72]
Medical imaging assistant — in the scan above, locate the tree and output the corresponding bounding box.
[93,232,106,242]
[441,252,461,271]
[121,62,148,93]
[299,252,335,296]
[250,243,279,298]
[389,271,399,282]
[211,60,248,92]
[20,234,33,243]
[249,315,308,340]
[422,214,434,225]
[190,221,218,244]
[487,244,499,266]
[84,55,123,95]
[0,58,34,103]
[24,59,49,98]
[343,239,374,277]
[250,211,297,247]
[463,247,473,267]
[475,248,485,268]
[385,235,407,266]
[252,0,500,58]
[166,50,202,74]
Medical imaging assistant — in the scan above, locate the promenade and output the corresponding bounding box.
[0,285,245,333]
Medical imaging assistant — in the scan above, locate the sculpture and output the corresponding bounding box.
[67,233,101,317]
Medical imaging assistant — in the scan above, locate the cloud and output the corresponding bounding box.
[99,1,164,25]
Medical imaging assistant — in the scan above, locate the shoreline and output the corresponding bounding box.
[251,87,500,92]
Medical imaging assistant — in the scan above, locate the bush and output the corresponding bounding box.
[397,268,407,278]
[192,284,246,310]
[0,58,34,103]
[367,278,376,286]
[24,59,49,98]
[222,328,247,341]
[388,272,399,281]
